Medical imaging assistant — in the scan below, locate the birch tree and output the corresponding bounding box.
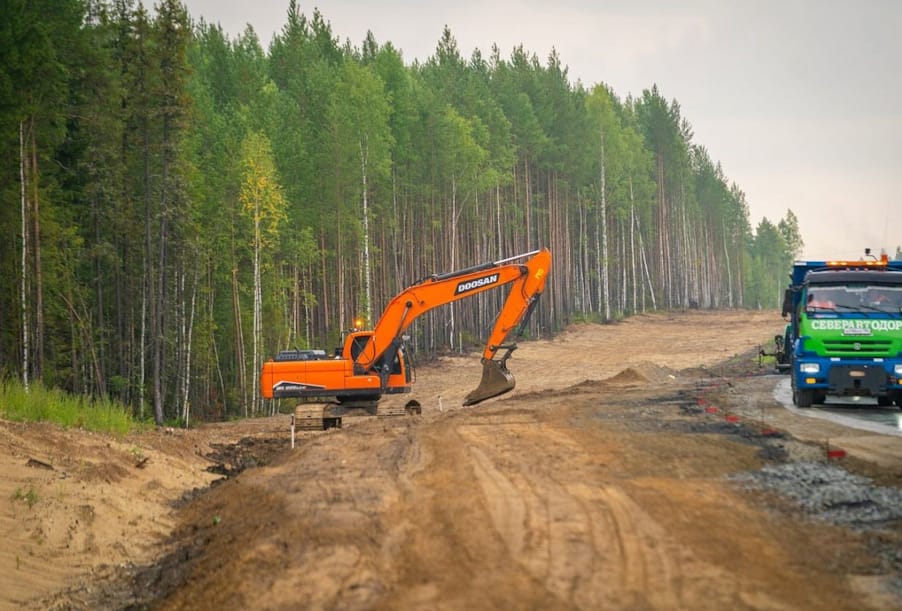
[239,131,287,415]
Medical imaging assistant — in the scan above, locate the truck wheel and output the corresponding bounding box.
[795,389,814,408]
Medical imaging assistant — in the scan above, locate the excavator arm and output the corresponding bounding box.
[356,248,552,405]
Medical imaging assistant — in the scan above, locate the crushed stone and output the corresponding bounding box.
[732,461,902,527]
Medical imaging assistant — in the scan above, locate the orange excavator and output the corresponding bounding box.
[260,248,551,427]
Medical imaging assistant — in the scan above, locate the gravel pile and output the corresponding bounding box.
[733,461,902,527]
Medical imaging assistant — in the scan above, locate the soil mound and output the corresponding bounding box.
[602,362,677,386]
[605,367,649,385]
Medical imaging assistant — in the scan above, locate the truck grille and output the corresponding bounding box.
[821,338,894,357]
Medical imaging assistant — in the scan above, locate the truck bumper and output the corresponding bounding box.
[794,358,902,398]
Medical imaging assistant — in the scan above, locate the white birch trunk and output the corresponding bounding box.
[579,193,589,313]
[722,220,734,308]
[19,121,29,391]
[620,219,627,313]
[140,277,147,419]
[636,212,657,310]
[252,199,262,416]
[594,197,602,314]
[182,264,197,425]
[450,175,457,351]
[599,134,610,321]
[359,138,372,324]
[629,177,638,313]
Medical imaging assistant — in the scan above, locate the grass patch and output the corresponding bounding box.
[13,486,39,508]
[0,379,140,436]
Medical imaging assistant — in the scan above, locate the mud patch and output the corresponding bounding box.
[205,436,289,479]
[78,461,131,484]
[606,412,791,462]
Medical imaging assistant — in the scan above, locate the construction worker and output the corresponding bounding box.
[807,289,836,309]
[867,288,894,310]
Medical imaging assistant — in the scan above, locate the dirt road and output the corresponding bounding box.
[5,310,902,610]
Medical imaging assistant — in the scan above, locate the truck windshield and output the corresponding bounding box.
[806,284,902,314]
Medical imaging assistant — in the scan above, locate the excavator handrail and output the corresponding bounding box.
[428,249,542,282]
[355,248,552,373]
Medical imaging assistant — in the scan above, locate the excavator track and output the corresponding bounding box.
[376,399,423,418]
[293,404,341,431]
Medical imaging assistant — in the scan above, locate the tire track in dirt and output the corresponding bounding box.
[454,411,790,610]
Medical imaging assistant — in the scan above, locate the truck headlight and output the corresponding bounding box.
[895,364,902,376]
[800,363,820,374]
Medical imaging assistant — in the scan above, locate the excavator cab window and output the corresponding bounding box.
[349,334,371,361]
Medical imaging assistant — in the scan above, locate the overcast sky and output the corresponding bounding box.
[181,0,901,261]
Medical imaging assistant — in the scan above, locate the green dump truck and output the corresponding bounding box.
[778,250,902,407]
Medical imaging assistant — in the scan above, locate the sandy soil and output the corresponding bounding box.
[3,310,902,610]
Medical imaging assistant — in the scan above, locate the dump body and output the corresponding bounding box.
[781,253,902,407]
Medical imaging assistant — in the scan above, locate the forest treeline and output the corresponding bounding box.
[1,0,803,424]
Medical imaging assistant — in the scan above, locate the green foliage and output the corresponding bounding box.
[745,214,796,309]
[0,379,138,436]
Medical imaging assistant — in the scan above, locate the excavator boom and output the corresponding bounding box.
[359,249,550,403]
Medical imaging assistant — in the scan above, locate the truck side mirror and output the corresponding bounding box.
[781,288,792,318]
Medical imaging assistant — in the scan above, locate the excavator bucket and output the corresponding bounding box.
[464,359,516,406]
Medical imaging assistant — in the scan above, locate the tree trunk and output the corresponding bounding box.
[722,220,733,308]
[139,278,147,420]
[524,156,532,250]
[182,263,197,425]
[630,189,638,314]
[29,123,44,382]
[153,155,168,426]
[360,138,373,324]
[141,108,155,423]
[252,200,262,416]
[232,266,247,417]
[636,210,656,311]
[599,133,610,321]
[19,120,29,390]
[449,175,457,351]
[92,188,106,397]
